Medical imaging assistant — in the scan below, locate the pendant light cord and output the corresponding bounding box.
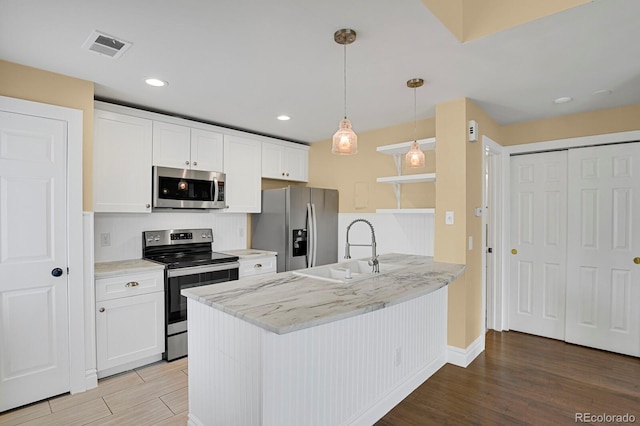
[413,86,417,141]
[343,42,347,120]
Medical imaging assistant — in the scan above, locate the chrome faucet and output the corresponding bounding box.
[344,219,379,273]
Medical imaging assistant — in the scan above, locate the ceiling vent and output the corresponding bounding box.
[82,30,132,59]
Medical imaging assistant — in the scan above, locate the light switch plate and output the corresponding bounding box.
[445,211,454,225]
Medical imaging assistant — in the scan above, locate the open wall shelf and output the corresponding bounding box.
[376,138,436,211]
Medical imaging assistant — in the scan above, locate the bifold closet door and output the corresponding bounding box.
[509,151,568,340]
[565,143,640,357]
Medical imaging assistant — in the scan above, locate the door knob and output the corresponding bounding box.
[511,249,518,255]
[634,257,640,265]
[51,267,63,277]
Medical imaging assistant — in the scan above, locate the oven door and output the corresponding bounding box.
[166,262,239,334]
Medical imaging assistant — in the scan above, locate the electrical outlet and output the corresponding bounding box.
[100,233,111,247]
[394,347,402,367]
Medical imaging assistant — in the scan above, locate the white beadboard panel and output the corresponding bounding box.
[338,212,434,260]
[187,287,447,426]
[94,212,248,262]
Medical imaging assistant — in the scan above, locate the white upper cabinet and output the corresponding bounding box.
[224,135,262,213]
[262,140,308,182]
[94,109,153,213]
[153,121,224,171]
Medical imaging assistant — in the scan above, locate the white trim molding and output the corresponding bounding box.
[447,334,485,368]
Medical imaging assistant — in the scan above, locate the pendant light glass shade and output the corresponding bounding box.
[406,78,425,168]
[332,29,357,155]
[332,118,358,154]
[405,140,425,167]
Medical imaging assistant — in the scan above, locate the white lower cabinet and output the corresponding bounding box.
[96,271,165,378]
[238,254,277,278]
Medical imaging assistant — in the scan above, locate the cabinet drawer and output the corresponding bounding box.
[238,256,277,278]
[96,271,164,302]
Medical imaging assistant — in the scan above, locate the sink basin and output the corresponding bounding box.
[292,260,402,284]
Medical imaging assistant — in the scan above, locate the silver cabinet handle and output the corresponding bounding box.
[125,281,139,287]
[254,263,262,269]
[286,172,289,176]
[185,160,190,165]
[99,307,105,313]
[282,172,285,176]
[146,204,151,208]
[193,161,198,166]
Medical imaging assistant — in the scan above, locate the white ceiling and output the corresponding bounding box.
[1,0,639,144]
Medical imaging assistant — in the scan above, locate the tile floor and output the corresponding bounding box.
[0,357,189,426]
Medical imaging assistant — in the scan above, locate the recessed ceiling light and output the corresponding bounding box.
[593,89,612,96]
[277,115,291,121]
[553,96,573,104]
[145,78,167,87]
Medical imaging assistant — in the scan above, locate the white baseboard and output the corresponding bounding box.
[84,369,98,391]
[188,414,205,426]
[447,334,485,367]
[97,354,163,379]
[348,352,447,426]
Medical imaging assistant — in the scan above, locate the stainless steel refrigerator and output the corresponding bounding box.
[252,186,339,272]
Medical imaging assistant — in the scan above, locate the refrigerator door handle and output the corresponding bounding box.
[311,203,318,267]
[306,202,314,268]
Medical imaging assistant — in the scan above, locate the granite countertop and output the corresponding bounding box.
[95,258,165,279]
[221,249,277,258]
[182,253,465,335]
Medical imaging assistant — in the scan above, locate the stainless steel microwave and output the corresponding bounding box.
[153,166,227,209]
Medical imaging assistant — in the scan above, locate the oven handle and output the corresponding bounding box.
[166,262,240,278]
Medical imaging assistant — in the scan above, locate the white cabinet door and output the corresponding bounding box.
[96,291,164,374]
[94,110,153,213]
[224,135,261,213]
[191,128,224,171]
[284,145,308,182]
[262,142,286,179]
[509,151,567,340]
[152,121,191,169]
[565,143,640,357]
[261,141,308,182]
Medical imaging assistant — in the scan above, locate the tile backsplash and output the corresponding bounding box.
[94,211,248,262]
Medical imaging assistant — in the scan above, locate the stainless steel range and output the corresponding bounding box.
[142,228,239,361]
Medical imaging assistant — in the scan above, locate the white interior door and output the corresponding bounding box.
[565,143,640,357]
[0,110,70,411]
[509,151,567,340]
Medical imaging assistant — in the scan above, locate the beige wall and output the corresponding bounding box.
[501,104,640,146]
[422,0,589,42]
[308,118,436,213]
[0,60,94,211]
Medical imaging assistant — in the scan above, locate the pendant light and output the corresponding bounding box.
[405,78,425,168]
[332,28,358,155]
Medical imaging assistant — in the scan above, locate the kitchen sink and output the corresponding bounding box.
[292,260,402,284]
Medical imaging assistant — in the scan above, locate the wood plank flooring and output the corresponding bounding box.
[377,331,640,425]
[1,331,638,425]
